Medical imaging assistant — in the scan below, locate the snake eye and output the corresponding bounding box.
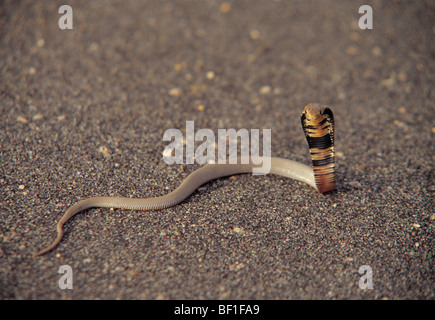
[301,103,336,193]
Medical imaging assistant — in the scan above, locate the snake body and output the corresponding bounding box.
[34,103,336,257]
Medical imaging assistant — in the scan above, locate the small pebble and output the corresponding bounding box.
[174,63,183,71]
[250,29,260,40]
[89,42,99,52]
[36,38,45,48]
[169,87,182,97]
[17,116,28,123]
[33,114,43,121]
[232,227,244,234]
[346,46,359,55]
[372,46,382,56]
[259,85,271,94]
[397,72,407,82]
[381,75,396,88]
[350,32,359,41]
[229,262,244,271]
[336,151,345,159]
[393,120,407,128]
[98,145,110,155]
[220,2,231,14]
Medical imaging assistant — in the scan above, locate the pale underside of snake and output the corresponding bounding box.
[33,103,336,257]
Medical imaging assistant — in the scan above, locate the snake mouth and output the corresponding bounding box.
[301,103,336,193]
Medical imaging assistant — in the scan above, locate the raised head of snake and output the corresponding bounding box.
[301,103,336,194]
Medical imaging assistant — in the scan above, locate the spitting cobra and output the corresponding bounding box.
[34,103,336,257]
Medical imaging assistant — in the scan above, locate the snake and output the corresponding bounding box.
[33,103,336,257]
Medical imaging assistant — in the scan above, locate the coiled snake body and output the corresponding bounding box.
[34,103,336,256]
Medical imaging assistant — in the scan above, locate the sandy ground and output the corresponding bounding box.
[0,0,433,299]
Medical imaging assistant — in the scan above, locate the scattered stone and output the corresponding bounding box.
[220,2,231,14]
[17,116,28,123]
[250,29,260,40]
[169,87,183,97]
[259,85,271,94]
[36,38,45,48]
[346,46,359,55]
[229,262,244,271]
[33,114,43,121]
[98,145,110,155]
[372,46,382,56]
